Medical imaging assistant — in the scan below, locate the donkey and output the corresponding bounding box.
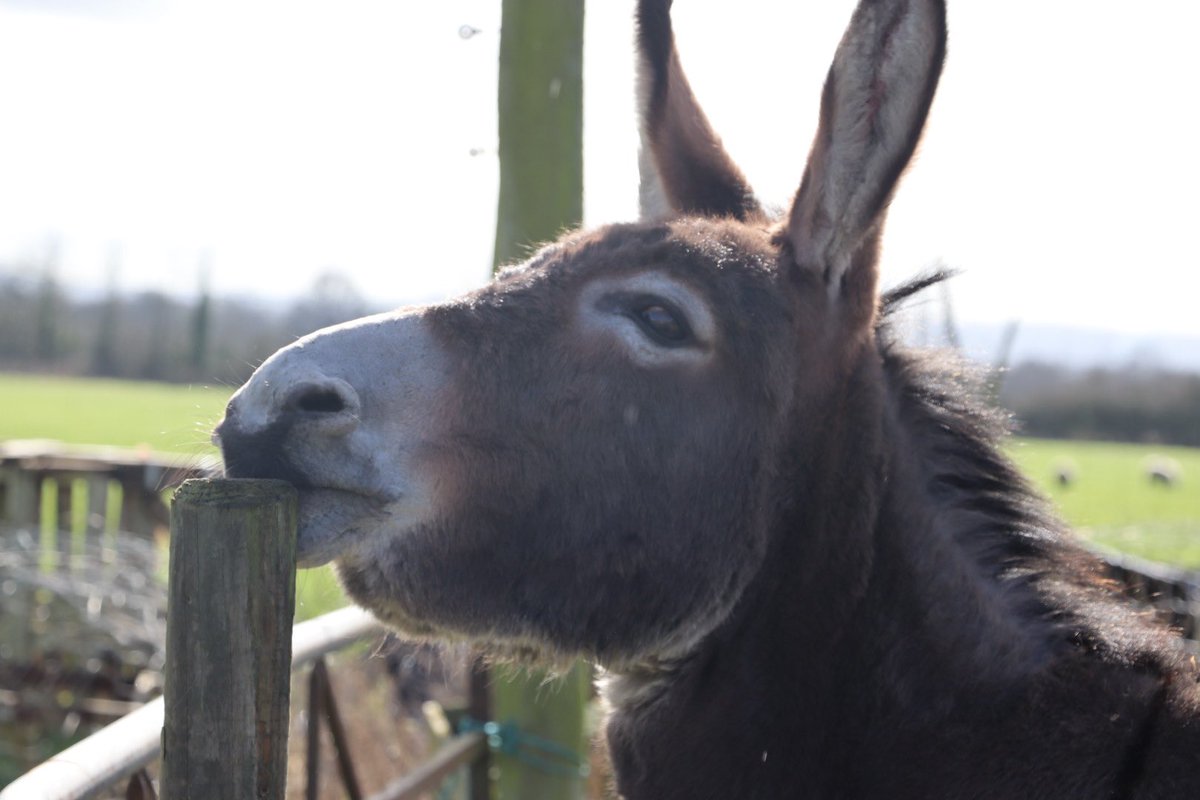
[215,0,1200,796]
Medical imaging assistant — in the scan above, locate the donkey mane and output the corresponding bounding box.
[879,277,1061,601]
[878,276,1186,672]
[874,324,1195,797]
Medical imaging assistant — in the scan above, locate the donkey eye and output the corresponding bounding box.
[633,302,690,344]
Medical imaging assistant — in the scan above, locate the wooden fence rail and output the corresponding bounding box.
[0,440,215,540]
[1100,548,1200,643]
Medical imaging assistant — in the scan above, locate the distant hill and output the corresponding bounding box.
[957,323,1200,374]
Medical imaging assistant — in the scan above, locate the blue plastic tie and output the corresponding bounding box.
[459,716,590,779]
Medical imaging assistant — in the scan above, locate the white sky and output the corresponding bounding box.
[0,0,1197,336]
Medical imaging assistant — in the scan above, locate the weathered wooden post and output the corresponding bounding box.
[0,463,40,529]
[85,474,109,544]
[162,478,297,800]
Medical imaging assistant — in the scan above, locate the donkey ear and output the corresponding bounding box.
[785,0,946,300]
[636,0,762,221]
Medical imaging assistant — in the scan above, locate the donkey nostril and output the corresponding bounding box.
[281,378,360,427]
[293,387,348,414]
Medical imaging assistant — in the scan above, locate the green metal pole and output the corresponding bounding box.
[494,0,585,268]
[491,1,589,798]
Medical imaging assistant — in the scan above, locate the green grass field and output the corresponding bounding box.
[1008,439,1200,568]
[3,371,1198,569]
[0,372,230,455]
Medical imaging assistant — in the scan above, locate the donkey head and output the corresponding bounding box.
[216,0,946,667]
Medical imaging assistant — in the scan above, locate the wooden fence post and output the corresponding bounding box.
[85,474,108,544]
[0,464,39,528]
[162,478,298,800]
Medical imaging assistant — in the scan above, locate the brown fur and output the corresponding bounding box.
[219,1,1200,796]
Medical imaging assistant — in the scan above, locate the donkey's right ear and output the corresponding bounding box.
[636,0,762,222]
[784,0,946,306]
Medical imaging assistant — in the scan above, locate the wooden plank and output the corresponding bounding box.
[0,439,219,474]
[85,476,108,547]
[161,478,297,800]
[54,478,74,571]
[0,579,33,664]
[0,464,39,528]
[117,470,168,539]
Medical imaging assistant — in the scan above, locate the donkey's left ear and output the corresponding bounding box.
[785,0,946,308]
[636,0,762,221]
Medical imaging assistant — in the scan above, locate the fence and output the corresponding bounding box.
[2,445,1197,797]
[0,439,212,667]
[1101,549,1200,643]
[0,606,495,799]
[0,441,215,781]
[0,451,498,799]
[0,439,214,542]
[1,477,493,800]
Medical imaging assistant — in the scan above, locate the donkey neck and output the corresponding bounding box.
[869,347,1062,693]
[604,345,893,798]
[603,346,1059,798]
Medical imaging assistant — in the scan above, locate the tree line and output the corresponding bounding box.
[2,265,1197,448]
[0,267,373,386]
[999,362,1200,448]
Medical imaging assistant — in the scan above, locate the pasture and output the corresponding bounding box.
[0,372,229,454]
[1013,438,1200,568]
[1,371,1197,569]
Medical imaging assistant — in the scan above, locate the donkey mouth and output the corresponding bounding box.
[217,422,393,567]
[293,486,392,568]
